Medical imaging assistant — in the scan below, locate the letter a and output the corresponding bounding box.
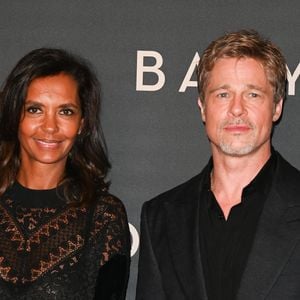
[179,52,200,92]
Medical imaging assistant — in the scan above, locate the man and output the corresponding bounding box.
[136,30,300,300]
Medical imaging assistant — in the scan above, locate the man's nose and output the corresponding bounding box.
[228,95,246,117]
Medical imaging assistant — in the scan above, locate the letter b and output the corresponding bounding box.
[136,50,165,91]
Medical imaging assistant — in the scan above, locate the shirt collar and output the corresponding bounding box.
[243,149,277,198]
[203,149,277,200]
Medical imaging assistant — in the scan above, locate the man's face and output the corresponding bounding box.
[198,57,283,157]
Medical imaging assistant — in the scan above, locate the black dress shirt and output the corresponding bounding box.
[199,152,277,300]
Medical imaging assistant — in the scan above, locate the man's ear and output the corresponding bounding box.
[197,97,206,122]
[272,98,283,122]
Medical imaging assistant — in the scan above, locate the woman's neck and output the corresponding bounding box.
[17,162,65,189]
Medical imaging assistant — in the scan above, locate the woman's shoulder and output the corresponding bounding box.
[89,192,130,260]
[92,192,128,223]
[95,192,126,210]
[97,192,124,206]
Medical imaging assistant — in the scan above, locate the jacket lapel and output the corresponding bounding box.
[237,188,300,299]
[165,178,208,300]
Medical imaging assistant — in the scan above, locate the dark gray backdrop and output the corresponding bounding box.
[0,1,299,299]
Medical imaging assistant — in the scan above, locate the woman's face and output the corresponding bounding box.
[18,73,83,169]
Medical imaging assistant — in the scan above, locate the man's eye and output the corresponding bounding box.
[249,91,263,98]
[218,92,228,98]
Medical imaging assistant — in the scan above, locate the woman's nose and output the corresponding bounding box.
[41,113,58,133]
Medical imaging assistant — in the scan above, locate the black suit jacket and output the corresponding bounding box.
[136,152,300,299]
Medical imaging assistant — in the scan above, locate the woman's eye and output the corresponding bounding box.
[60,108,74,116]
[26,106,41,114]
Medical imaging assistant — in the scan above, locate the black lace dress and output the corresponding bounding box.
[0,182,130,300]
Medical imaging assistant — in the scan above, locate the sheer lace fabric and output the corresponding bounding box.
[0,183,130,299]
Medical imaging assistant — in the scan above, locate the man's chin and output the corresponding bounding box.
[219,144,255,157]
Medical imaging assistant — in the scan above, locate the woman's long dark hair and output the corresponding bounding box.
[0,48,111,205]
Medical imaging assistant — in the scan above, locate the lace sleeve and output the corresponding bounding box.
[90,194,131,300]
[90,194,131,266]
[94,254,129,300]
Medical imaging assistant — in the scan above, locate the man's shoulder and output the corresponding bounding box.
[275,151,300,190]
[143,170,206,212]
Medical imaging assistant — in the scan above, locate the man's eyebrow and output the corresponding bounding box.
[245,84,265,92]
[207,84,267,94]
[208,84,230,94]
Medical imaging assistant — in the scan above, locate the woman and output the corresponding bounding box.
[0,48,130,299]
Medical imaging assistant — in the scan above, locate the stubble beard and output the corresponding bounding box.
[217,119,256,157]
[219,140,256,156]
